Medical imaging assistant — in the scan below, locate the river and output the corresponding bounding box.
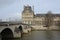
[2,31,60,40]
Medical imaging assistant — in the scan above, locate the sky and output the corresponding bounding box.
[0,0,60,21]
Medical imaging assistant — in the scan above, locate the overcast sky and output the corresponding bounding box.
[0,0,60,21]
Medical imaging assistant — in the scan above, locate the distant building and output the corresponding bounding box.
[0,19,2,22]
[22,5,60,30]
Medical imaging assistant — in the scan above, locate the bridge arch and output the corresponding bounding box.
[19,25,23,32]
[1,28,14,39]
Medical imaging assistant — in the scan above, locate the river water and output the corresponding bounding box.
[2,31,60,40]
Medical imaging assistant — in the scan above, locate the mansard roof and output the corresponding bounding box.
[35,13,60,17]
[35,14,46,17]
[53,14,60,17]
[22,5,34,13]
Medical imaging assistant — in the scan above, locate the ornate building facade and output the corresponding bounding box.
[22,5,60,30]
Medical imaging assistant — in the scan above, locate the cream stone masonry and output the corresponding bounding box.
[22,5,60,30]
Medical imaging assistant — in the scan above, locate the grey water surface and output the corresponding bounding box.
[2,31,60,40]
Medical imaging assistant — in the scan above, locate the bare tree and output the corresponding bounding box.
[45,11,53,30]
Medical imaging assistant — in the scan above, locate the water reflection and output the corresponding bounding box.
[52,31,60,40]
[45,31,53,40]
[1,31,60,40]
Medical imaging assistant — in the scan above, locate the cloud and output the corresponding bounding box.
[12,12,21,18]
[0,12,21,21]
[0,0,16,8]
[7,12,21,20]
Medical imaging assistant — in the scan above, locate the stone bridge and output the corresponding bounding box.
[0,22,31,39]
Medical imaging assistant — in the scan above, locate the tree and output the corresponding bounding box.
[45,11,53,30]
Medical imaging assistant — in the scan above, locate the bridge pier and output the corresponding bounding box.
[0,34,2,40]
[13,31,21,38]
[13,25,23,38]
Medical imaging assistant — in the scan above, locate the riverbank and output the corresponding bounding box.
[31,29,60,31]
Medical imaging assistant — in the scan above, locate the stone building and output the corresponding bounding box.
[22,5,60,30]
